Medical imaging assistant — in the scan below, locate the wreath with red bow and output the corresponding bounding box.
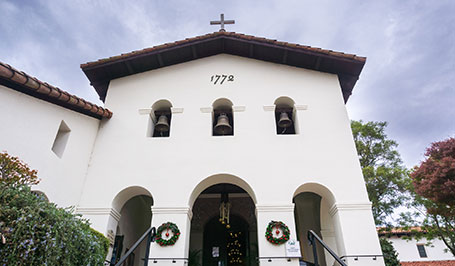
[156,222,180,246]
[265,221,290,245]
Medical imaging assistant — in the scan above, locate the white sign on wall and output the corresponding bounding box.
[286,239,302,258]
[212,247,219,257]
[107,230,115,246]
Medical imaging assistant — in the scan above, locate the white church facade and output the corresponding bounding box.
[0,31,385,266]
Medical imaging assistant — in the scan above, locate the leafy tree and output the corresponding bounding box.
[0,152,39,186]
[412,137,455,208]
[379,238,400,266]
[351,121,406,265]
[0,152,109,265]
[351,120,409,226]
[405,137,455,255]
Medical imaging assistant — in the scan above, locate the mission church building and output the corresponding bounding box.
[0,20,385,266]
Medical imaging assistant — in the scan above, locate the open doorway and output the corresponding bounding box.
[189,183,258,266]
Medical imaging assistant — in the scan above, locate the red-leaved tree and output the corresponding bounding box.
[412,137,455,209]
[0,152,39,186]
[408,137,455,255]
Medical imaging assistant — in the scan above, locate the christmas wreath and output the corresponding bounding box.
[156,222,181,246]
[265,221,290,245]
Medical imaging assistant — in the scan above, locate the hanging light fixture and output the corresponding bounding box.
[219,191,231,229]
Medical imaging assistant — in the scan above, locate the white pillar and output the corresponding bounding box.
[76,207,121,259]
[149,206,192,266]
[256,204,300,266]
[329,203,385,266]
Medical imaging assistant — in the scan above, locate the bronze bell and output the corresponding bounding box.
[155,115,170,132]
[214,113,232,135]
[278,112,292,128]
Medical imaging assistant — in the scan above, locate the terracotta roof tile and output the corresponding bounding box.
[377,227,425,236]
[0,62,112,119]
[81,31,366,68]
[81,31,366,103]
[401,260,455,266]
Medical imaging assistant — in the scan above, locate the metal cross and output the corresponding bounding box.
[210,14,235,32]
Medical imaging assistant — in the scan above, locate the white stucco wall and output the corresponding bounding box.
[0,85,100,207]
[388,236,455,262]
[77,54,383,265]
[80,54,369,208]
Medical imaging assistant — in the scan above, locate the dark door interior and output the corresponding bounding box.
[203,216,249,266]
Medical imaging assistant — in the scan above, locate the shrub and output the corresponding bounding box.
[380,238,400,266]
[0,152,109,265]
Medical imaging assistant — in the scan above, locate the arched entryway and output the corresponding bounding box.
[203,215,251,265]
[189,177,258,266]
[110,186,153,266]
[293,183,338,266]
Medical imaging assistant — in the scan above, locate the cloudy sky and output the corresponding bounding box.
[1,0,453,168]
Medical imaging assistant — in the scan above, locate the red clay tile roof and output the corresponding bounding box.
[378,227,425,236]
[401,260,455,266]
[81,31,366,68]
[81,31,366,103]
[0,62,112,119]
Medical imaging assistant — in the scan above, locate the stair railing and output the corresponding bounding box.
[307,230,347,266]
[114,227,156,266]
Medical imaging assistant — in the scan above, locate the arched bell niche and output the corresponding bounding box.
[212,98,234,136]
[274,96,298,135]
[149,99,172,137]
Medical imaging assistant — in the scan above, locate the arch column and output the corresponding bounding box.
[256,204,300,266]
[76,207,121,235]
[76,207,121,258]
[329,202,385,266]
[148,206,192,266]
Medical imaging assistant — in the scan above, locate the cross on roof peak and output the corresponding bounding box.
[210,14,235,32]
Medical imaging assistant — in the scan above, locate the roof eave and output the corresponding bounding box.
[0,62,112,119]
[81,32,366,103]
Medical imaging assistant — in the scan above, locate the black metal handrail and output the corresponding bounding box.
[257,256,296,262]
[147,257,189,263]
[340,254,383,260]
[308,230,347,266]
[114,227,156,266]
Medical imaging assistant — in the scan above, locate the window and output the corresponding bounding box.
[51,120,70,158]
[212,98,234,136]
[274,97,297,135]
[417,244,427,258]
[31,191,49,202]
[149,100,172,138]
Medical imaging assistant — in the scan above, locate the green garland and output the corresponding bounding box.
[265,221,290,245]
[156,222,181,246]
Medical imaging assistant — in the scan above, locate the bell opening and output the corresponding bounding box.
[153,111,171,137]
[213,111,234,136]
[275,108,295,135]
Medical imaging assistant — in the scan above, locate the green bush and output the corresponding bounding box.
[380,237,400,266]
[0,152,109,265]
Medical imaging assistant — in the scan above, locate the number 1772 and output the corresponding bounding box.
[211,75,234,85]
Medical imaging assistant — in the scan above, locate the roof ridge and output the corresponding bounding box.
[81,31,366,68]
[0,62,112,119]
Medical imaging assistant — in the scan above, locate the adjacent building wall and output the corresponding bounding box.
[0,85,100,207]
[388,236,455,262]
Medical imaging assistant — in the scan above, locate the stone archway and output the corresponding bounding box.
[189,175,258,266]
[188,173,257,207]
[110,186,153,266]
[293,183,338,266]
